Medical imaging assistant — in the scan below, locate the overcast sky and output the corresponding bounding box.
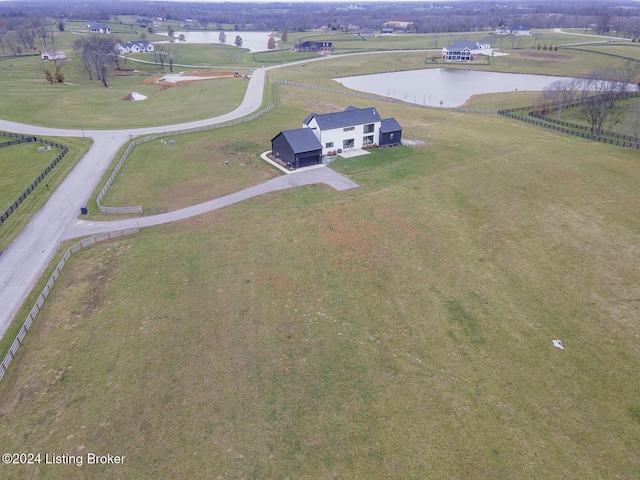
[0,0,450,3]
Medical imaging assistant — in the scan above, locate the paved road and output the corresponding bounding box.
[0,67,356,338]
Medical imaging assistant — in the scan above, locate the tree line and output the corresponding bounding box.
[538,60,640,136]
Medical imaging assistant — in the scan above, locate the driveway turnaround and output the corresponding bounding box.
[0,67,358,339]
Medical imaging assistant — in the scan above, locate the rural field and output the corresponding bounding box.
[1,18,640,478]
[1,77,639,478]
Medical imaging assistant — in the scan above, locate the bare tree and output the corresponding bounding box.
[74,35,116,86]
[597,8,612,35]
[630,100,640,149]
[15,27,36,51]
[540,78,580,120]
[5,31,20,55]
[154,43,167,69]
[198,16,210,30]
[578,69,625,136]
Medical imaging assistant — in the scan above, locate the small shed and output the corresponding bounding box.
[271,129,323,169]
[379,118,403,146]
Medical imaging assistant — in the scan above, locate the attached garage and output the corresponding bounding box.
[379,118,403,147]
[271,129,323,169]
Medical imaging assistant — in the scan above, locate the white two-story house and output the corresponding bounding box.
[302,106,383,155]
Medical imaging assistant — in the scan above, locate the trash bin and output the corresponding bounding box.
[80,206,88,215]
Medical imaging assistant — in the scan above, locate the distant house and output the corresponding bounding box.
[136,18,153,28]
[346,24,361,34]
[359,28,376,37]
[511,25,532,36]
[88,23,110,34]
[41,50,66,61]
[442,40,492,61]
[442,40,476,61]
[293,41,333,54]
[495,25,510,35]
[271,129,323,169]
[115,40,155,54]
[381,27,394,34]
[383,21,414,32]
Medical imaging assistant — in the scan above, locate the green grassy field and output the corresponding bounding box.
[129,43,240,68]
[1,82,639,478]
[0,55,248,129]
[0,26,637,129]
[0,137,91,252]
[0,143,59,210]
[2,23,640,478]
[98,125,281,212]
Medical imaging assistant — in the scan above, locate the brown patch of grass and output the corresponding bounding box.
[518,50,572,61]
[137,70,237,93]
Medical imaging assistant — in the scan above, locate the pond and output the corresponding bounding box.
[335,68,573,108]
[159,31,279,52]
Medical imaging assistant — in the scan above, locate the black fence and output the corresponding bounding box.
[497,111,640,148]
[497,91,640,149]
[0,132,69,225]
[559,46,640,63]
[143,206,168,216]
[528,111,640,143]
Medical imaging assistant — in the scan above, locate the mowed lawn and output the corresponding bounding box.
[0,56,248,129]
[96,124,282,213]
[1,97,640,479]
[0,142,59,211]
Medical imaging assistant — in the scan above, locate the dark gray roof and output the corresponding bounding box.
[444,40,476,51]
[380,118,402,133]
[304,107,381,130]
[273,128,322,154]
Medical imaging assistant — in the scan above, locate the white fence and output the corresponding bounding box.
[0,226,140,382]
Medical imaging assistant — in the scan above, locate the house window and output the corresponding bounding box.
[389,133,394,140]
[343,138,355,149]
[363,135,374,146]
[274,146,280,157]
[326,142,334,148]
[343,126,355,132]
[364,123,375,134]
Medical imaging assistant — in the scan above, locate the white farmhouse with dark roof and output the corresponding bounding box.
[271,106,402,169]
[442,40,492,61]
[303,106,384,154]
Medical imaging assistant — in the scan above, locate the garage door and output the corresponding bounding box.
[297,153,321,168]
